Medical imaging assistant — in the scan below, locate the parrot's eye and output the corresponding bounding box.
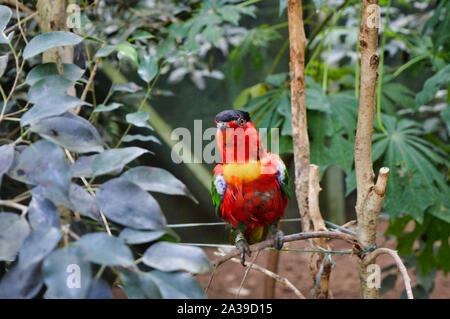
[237,118,246,126]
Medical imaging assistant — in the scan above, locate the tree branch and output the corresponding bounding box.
[365,248,414,299]
[287,0,313,238]
[354,0,390,299]
[212,231,362,268]
[308,164,333,298]
[230,257,306,299]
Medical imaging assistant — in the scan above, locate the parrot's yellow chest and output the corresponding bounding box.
[223,162,261,183]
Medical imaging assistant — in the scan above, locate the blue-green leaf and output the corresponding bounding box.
[75,233,135,267]
[121,166,198,203]
[142,242,211,274]
[0,213,30,261]
[95,178,166,230]
[24,31,83,60]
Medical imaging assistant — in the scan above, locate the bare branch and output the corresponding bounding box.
[287,0,312,234]
[0,199,28,216]
[365,248,414,299]
[230,257,306,299]
[81,58,100,101]
[212,231,361,268]
[2,0,37,18]
[308,164,333,298]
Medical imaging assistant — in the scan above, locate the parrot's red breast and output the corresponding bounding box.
[211,110,289,242]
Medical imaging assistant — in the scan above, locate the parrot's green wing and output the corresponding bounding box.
[211,175,225,217]
[281,166,291,200]
[276,157,291,200]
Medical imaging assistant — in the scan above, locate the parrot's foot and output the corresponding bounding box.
[235,234,251,266]
[270,224,284,250]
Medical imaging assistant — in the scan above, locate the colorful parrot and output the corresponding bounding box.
[211,110,290,265]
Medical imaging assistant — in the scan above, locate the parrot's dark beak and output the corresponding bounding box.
[217,122,228,131]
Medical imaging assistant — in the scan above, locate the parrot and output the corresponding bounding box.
[211,110,290,265]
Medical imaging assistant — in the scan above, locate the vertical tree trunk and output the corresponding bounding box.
[355,0,389,299]
[288,0,332,298]
[263,250,279,298]
[287,0,311,237]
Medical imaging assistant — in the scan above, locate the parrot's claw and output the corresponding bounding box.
[272,228,284,250]
[235,234,251,266]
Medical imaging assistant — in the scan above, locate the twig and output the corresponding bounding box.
[80,58,100,102]
[308,164,332,298]
[5,12,38,34]
[365,248,414,299]
[235,250,260,298]
[64,149,112,236]
[2,0,36,18]
[212,231,361,268]
[230,257,306,299]
[0,199,28,216]
[15,0,28,44]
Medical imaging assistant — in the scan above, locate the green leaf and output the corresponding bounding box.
[126,111,153,130]
[440,104,450,134]
[68,183,101,221]
[21,94,91,126]
[129,31,155,42]
[86,279,112,299]
[415,64,450,107]
[374,115,449,221]
[0,261,43,298]
[122,134,160,143]
[30,113,104,153]
[70,155,96,178]
[0,5,12,44]
[94,45,116,58]
[116,43,139,66]
[42,246,92,299]
[0,55,8,78]
[93,102,123,113]
[91,147,148,176]
[19,227,63,271]
[120,269,161,299]
[146,270,206,299]
[26,63,84,86]
[28,75,75,103]
[119,228,166,245]
[120,166,198,203]
[142,242,211,274]
[0,144,14,184]
[28,196,60,231]
[138,55,158,83]
[23,31,83,60]
[95,178,166,230]
[75,233,135,267]
[0,213,30,261]
[201,25,223,45]
[7,140,71,193]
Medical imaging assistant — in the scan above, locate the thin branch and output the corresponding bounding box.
[81,58,100,101]
[2,0,36,18]
[0,199,28,216]
[64,149,112,236]
[212,231,361,268]
[365,248,414,299]
[5,11,38,34]
[230,257,306,299]
[235,250,260,298]
[15,0,28,44]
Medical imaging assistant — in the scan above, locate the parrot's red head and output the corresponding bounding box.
[215,110,265,164]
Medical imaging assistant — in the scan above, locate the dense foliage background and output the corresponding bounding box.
[0,0,448,298]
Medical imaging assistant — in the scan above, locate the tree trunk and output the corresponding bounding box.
[354,0,389,299]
